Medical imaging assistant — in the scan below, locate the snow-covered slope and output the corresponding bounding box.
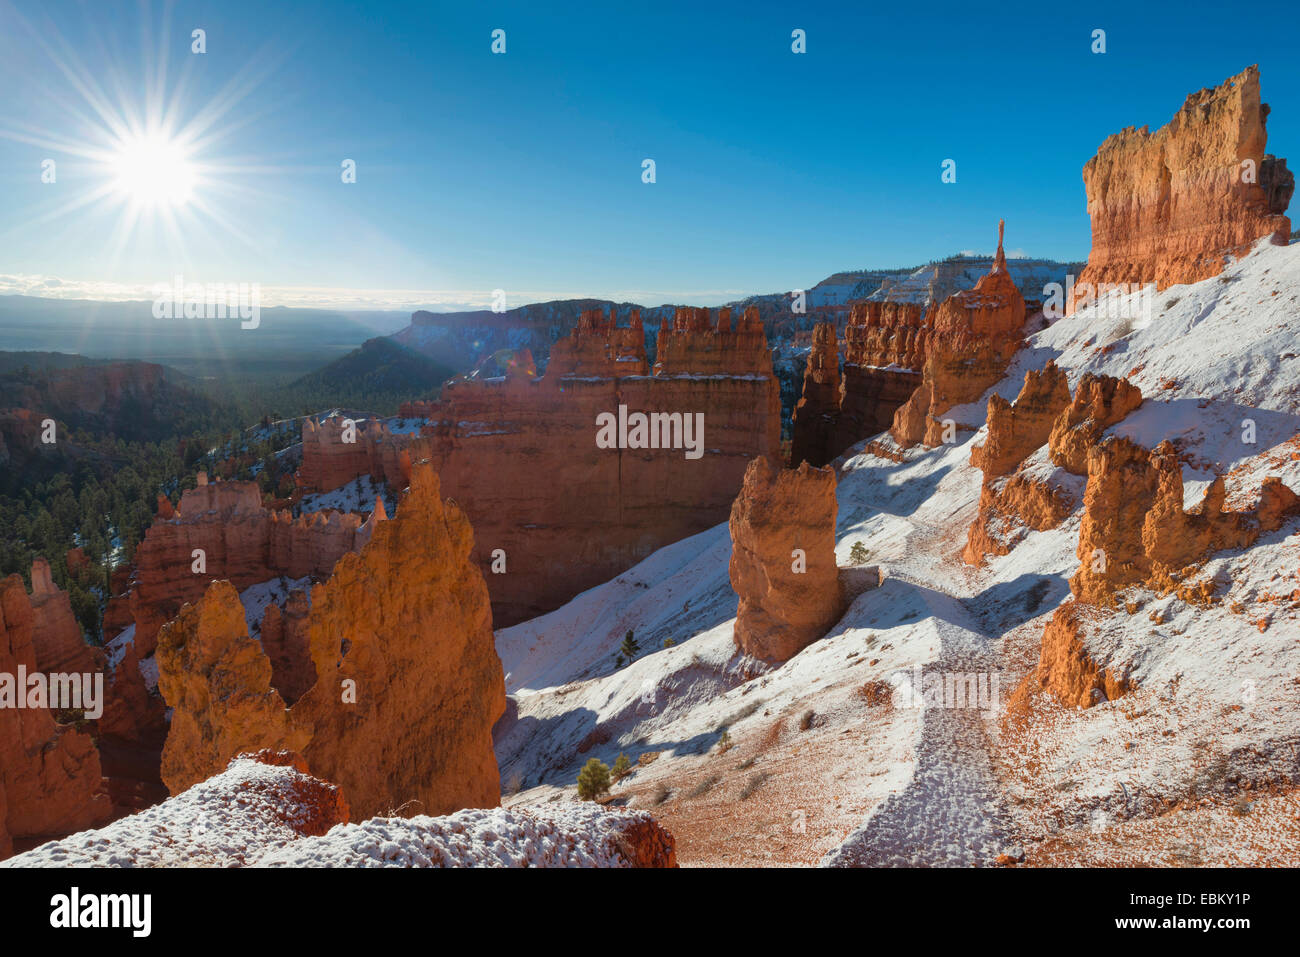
[494,238,1300,867]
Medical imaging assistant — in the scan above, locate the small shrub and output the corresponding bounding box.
[651,783,671,805]
[611,752,632,781]
[687,774,720,799]
[715,730,733,754]
[740,772,770,800]
[799,709,816,732]
[577,758,612,801]
[848,541,870,565]
[662,637,676,648]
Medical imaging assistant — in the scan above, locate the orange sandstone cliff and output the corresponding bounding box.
[1076,65,1292,296]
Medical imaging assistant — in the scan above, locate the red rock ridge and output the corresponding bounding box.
[1076,65,1292,296]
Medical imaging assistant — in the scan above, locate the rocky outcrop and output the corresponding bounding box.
[890,222,1026,449]
[0,574,111,858]
[1048,373,1144,475]
[4,755,674,868]
[128,472,374,654]
[970,363,1072,479]
[156,580,306,795]
[1071,437,1300,605]
[27,559,102,676]
[1012,603,1131,711]
[154,466,506,820]
[789,323,841,467]
[1076,65,1292,295]
[415,307,782,625]
[729,457,844,662]
[298,416,416,494]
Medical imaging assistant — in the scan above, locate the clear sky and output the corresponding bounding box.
[0,0,1296,310]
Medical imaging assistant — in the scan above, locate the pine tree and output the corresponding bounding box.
[577,758,612,800]
[620,629,640,662]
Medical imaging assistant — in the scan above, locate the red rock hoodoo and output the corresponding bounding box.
[155,465,507,820]
[890,221,1026,449]
[1076,65,1292,296]
[729,457,844,662]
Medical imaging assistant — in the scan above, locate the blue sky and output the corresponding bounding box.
[0,0,1296,309]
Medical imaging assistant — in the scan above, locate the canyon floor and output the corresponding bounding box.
[496,238,1300,867]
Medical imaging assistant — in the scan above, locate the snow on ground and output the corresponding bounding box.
[495,239,1300,867]
[254,804,664,868]
[297,474,395,516]
[239,576,313,637]
[6,757,659,868]
[5,756,341,867]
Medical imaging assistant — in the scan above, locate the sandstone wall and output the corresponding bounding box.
[1076,65,1292,295]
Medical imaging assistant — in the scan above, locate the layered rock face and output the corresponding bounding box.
[1077,65,1293,294]
[155,466,506,820]
[729,457,844,662]
[128,473,371,654]
[789,304,927,466]
[890,223,1026,449]
[298,416,416,493]
[0,575,111,858]
[1012,603,1132,711]
[414,307,781,625]
[27,559,101,676]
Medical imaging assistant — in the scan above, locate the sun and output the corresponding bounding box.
[109,131,198,208]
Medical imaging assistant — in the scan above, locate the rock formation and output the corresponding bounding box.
[1076,65,1292,295]
[0,574,111,858]
[2,751,350,867]
[1011,603,1132,711]
[128,473,374,654]
[156,580,306,795]
[258,588,314,705]
[406,306,780,625]
[155,466,506,820]
[291,465,505,818]
[4,753,675,868]
[27,559,102,676]
[298,416,416,494]
[729,457,844,662]
[890,221,1026,449]
[789,323,841,467]
[1047,373,1144,475]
